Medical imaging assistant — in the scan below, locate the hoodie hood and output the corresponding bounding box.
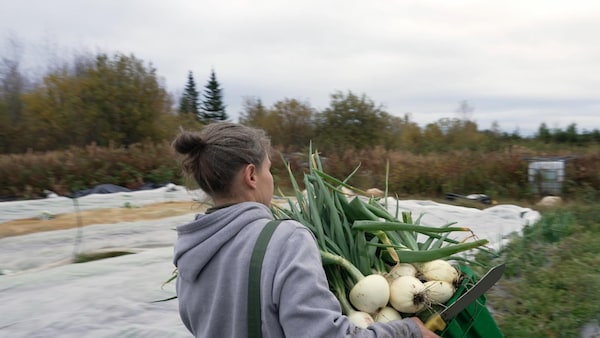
[173,201,273,281]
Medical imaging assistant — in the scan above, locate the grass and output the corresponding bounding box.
[481,204,600,337]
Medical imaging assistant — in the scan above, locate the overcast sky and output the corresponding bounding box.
[2,0,600,135]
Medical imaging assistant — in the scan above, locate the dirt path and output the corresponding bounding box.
[0,201,208,238]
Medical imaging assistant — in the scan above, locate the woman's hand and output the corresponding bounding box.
[409,317,441,338]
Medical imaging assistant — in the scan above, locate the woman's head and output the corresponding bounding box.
[172,122,273,205]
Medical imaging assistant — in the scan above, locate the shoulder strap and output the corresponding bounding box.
[247,219,283,338]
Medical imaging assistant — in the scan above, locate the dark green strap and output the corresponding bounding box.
[248,220,282,338]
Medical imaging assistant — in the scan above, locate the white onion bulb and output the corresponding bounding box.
[386,263,417,280]
[389,275,427,314]
[424,280,456,304]
[349,274,390,313]
[374,306,403,323]
[417,259,459,283]
[348,311,375,328]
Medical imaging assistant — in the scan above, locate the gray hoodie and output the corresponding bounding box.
[173,201,422,338]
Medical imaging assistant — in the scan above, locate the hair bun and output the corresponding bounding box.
[173,132,207,155]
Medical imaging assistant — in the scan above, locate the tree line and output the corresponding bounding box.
[239,95,600,154]
[1,46,599,155]
[0,48,227,153]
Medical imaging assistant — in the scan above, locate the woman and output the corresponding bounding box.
[172,122,438,338]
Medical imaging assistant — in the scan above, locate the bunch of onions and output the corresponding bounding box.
[272,149,492,326]
[386,259,459,313]
[385,260,459,313]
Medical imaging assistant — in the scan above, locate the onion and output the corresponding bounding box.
[389,275,427,314]
[374,306,403,323]
[386,263,417,281]
[424,280,455,304]
[328,270,377,330]
[348,311,375,328]
[416,259,459,283]
[349,274,390,313]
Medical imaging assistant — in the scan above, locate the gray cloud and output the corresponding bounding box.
[2,0,599,135]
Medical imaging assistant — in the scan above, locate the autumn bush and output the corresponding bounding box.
[0,140,180,200]
[563,153,600,203]
[321,147,535,199]
[2,141,598,203]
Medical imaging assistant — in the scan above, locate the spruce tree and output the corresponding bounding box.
[200,69,228,123]
[178,71,200,119]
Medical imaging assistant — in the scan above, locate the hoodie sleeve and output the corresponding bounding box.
[265,224,422,338]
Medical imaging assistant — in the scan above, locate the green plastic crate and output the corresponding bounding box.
[438,265,504,338]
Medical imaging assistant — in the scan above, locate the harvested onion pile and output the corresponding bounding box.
[273,150,490,327]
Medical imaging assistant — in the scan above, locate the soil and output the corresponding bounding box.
[0,201,208,238]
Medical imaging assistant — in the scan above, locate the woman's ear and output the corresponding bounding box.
[242,163,258,189]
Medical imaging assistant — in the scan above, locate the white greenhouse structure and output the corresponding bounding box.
[525,156,574,196]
